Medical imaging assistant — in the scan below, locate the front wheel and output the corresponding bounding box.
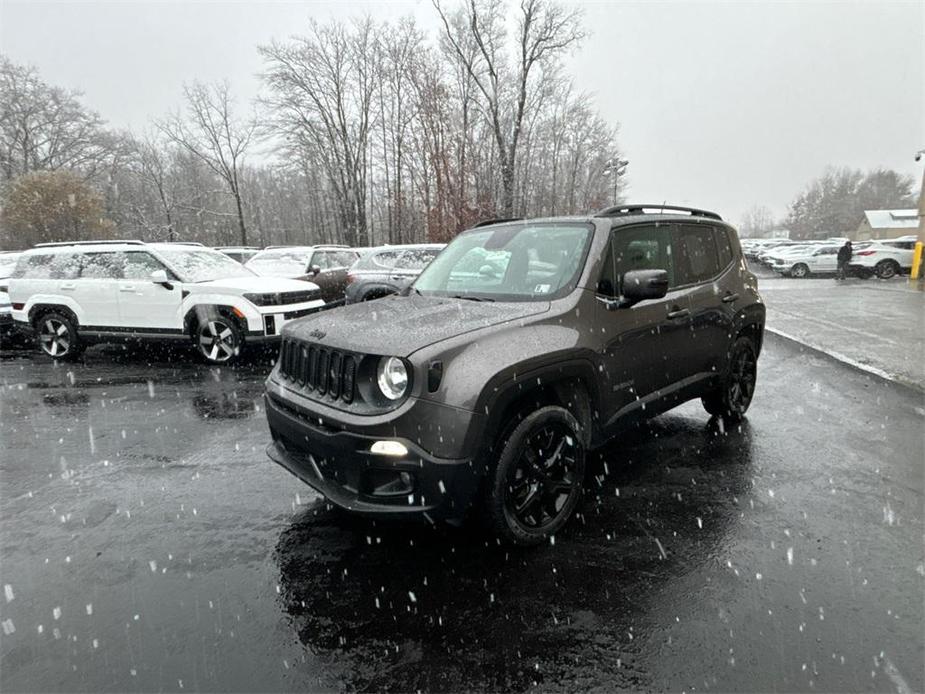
[35,312,83,361]
[195,317,242,364]
[790,263,809,278]
[485,406,586,546]
[702,336,758,422]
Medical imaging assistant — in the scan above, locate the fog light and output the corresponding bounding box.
[370,440,408,457]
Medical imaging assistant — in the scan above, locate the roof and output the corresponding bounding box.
[863,209,919,230]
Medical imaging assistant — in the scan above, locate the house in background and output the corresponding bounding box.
[853,209,919,240]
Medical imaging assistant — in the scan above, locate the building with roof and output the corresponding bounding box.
[853,209,919,241]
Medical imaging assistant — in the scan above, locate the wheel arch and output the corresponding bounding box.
[183,304,247,339]
[475,359,603,453]
[29,303,80,328]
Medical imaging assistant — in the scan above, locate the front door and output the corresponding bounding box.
[118,251,183,331]
[808,246,838,273]
[596,223,693,423]
[308,250,359,303]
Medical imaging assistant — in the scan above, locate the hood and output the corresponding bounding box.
[247,267,305,279]
[192,276,320,293]
[285,294,550,357]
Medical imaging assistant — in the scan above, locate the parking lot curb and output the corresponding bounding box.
[764,327,924,395]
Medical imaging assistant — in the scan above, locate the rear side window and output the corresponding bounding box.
[395,248,440,270]
[13,253,80,279]
[714,227,735,269]
[80,252,124,279]
[673,225,721,285]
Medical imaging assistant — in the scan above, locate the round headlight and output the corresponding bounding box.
[377,356,408,400]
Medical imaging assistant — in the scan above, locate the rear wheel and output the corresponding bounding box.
[195,316,242,364]
[702,336,758,422]
[790,263,809,278]
[875,260,900,279]
[485,406,586,546]
[35,312,83,361]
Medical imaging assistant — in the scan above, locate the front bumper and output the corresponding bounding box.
[264,393,482,520]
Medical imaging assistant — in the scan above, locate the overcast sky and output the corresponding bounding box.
[1,0,922,224]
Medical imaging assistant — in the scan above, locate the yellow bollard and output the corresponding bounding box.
[911,242,923,282]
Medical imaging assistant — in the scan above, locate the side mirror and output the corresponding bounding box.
[619,269,669,307]
[150,269,173,289]
[308,265,321,277]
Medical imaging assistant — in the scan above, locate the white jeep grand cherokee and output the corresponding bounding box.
[8,241,326,364]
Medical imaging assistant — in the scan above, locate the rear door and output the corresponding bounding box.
[596,223,693,420]
[118,251,183,331]
[673,224,732,381]
[76,252,125,328]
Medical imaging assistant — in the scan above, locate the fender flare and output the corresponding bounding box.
[472,355,603,447]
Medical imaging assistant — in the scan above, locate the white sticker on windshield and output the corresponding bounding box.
[534,283,551,293]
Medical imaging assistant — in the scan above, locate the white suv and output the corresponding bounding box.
[848,236,918,279]
[8,241,326,363]
[768,244,840,277]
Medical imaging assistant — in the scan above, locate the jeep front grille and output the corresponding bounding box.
[278,339,357,404]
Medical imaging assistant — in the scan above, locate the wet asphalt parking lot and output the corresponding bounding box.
[0,336,922,693]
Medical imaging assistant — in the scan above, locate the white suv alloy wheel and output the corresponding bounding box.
[39,318,71,357]
[198,319,238,363]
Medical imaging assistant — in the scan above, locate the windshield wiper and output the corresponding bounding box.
[450,294,494,302]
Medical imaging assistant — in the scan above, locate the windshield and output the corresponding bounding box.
[245,249,309,276]
[413,223,592,301]
[155,248,255,282]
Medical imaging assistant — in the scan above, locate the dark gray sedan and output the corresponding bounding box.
[344,243,444,304]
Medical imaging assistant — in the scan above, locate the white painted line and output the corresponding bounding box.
[766,306,897,345]
[766,327,899,383]
[882,655,912,694]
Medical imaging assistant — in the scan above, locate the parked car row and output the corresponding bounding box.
[0,239,446,361]
[741,235,918,279]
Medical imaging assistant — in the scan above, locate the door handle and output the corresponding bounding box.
[667,307,690,320]
[721,292,740,303]
[119,285,136,292]
[60,283,76,290]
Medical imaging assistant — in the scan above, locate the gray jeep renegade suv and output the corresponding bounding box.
[264,205,765,545]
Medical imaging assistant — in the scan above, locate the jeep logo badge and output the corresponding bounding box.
[309,329,326,340]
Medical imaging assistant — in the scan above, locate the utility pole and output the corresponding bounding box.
[603,158,629,206]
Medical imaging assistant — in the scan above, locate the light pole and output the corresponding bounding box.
[603,157,629,207]
[912,149,925,286]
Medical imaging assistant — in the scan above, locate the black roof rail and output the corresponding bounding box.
[156,241,204,247]
[595,204,722,221]
[34,240,146,248]
[473,217,524,228]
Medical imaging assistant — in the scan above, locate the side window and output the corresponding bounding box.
[714,227,734,269]
[80,252,124,279]
[123,252,169,280]
[335,250,357,268]
[15,254,53,279]
[673,225,721,285]
[310,252,329,271]
[612,225,673,293]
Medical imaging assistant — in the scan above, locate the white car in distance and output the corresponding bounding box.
[768,244,842,277]
[8,241,325,363]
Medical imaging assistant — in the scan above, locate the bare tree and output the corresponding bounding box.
[260,19,380,246]
[156,81,256,245]
[434,0,584,217]
[739,204,778,238]
[0,55,116,182]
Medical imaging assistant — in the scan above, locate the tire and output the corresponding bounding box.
[484,406,586,546]
[790,263,809,278]
[702,336,758,422]
[34,311,83,361]
[193,315,242,364]
[875,260,899,280]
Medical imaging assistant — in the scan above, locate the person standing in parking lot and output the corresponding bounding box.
[836,240,853,280]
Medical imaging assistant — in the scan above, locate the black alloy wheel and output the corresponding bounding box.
[487,406,586,545]
[702,336,758,422]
